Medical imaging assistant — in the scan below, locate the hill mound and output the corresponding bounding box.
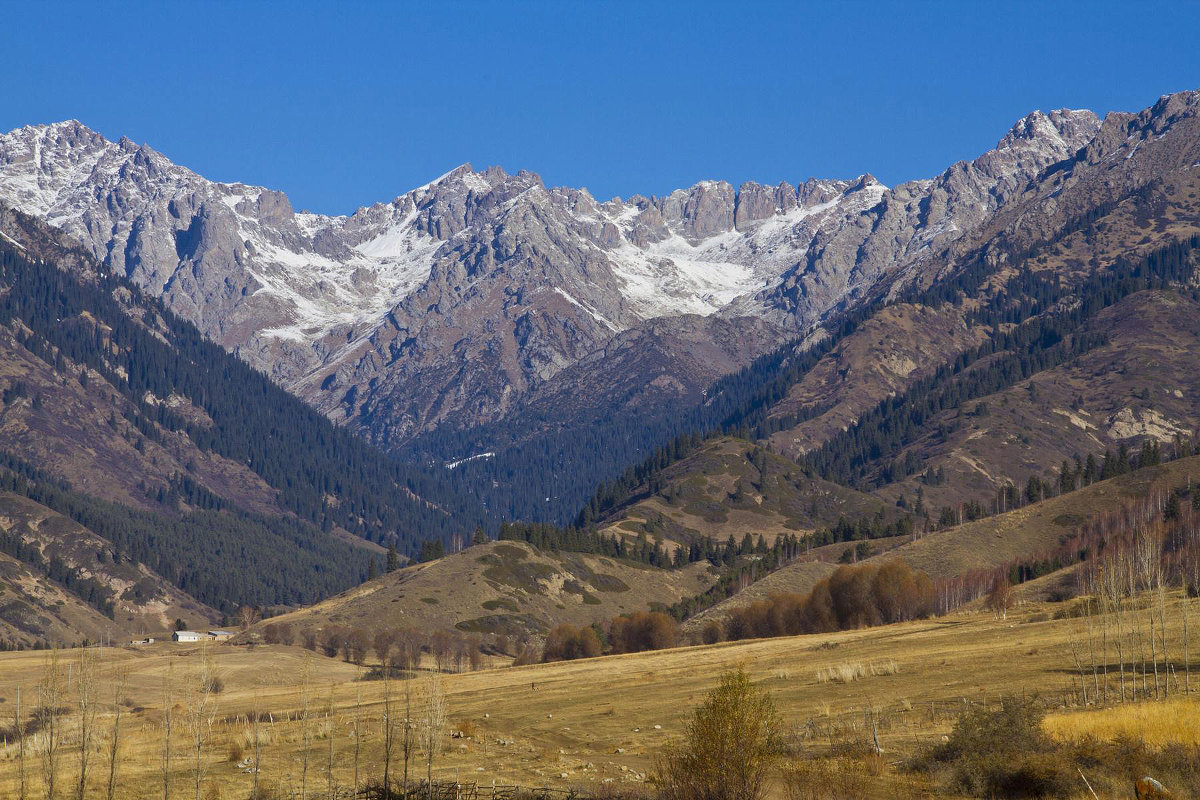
[595,437,903,549]
[253,540,719,642]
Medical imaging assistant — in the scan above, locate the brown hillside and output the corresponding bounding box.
[599,437,901,550]
[878,289,1200,511]
[0,311,281,515]
[766,302,990,459]
[252,540,719,641]
[0,492,217,640]
[877,455,1200,580]
[692,456,1200,625]
[0,548,123,645]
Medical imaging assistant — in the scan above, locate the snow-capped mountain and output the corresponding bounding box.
[0,108,1100,443]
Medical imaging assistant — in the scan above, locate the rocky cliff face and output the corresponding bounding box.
[0,106,1104,445]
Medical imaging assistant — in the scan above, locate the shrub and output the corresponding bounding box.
[724,561,935,642]
[542,624,602,662]
[512,645,540,666]
[701,620,723,645]
[656,668,781,800]
[609,611,677,654]
[815,663,866,684]
[916,697,1073,798]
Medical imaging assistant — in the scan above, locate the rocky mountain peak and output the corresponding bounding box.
[0,95,1168,448]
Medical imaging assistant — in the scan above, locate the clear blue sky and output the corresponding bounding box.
[4,1,1198,215]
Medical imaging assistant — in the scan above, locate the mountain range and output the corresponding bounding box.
[0,102,1112,518]
[1,89,1200,643]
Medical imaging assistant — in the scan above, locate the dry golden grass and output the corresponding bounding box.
[1046,696,1200,749]
[0,591,1196,798]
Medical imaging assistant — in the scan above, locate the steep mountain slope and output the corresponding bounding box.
[0,206,489,620]
[0,491,216,640]
[876,289,1200,512]
[0,111,1101,524]
[251,539,718,642]
[704,91,1200,515]
[0,546,134,647]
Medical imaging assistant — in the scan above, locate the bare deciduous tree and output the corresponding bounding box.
[381,667,396,792]
[14,684,27,800]
[402,680,414,797]
[419,675,447,798]
[373,630,393,670]
[249,675,263,800]
[325,684,336,800]
[298,652,313,800]
[236,606,261,632]
[161,659,175,800]
[985,576,1013,620]
[185,645,220,800]
[39,648,64,800]
[74,646,99,800]
[351,683,362,795]
[105,666,129,800]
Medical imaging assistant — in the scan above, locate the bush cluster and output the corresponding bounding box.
[541,610,678,662]
[725,561,935,641]
[912,696,1200,798]
[542,623,602,662]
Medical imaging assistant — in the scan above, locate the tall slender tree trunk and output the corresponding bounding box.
[15,685,26,800]
[299,655,311,800]
[250,684,262,800]
[382,670,393,793]
[352,684,361,796]
[326,685,335,800]
[75,646,97,800]
[40,648,63,800]
[105,667,127,800]
[403,682,412,797]
[162,659,175,800]
[1184,586,1192,695]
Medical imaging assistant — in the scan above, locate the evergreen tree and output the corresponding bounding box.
[471,526,488,547]
[417,539,445,563]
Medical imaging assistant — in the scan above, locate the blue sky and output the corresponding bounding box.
[4,1,1198,215]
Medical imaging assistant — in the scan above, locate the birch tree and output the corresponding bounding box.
[419,675,447,798]
[74,646,98,800]
[185,646,220,800]
[105,666,128,800]
[39,648,64,800]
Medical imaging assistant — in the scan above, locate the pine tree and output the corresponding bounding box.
[471,526,488,547]
[385,545,399,573]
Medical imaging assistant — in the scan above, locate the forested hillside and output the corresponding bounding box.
[0,211,489,622]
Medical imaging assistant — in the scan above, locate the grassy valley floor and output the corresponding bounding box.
[0,590,1197,798]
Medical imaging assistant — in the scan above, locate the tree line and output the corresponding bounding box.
[0,451,371,612]
[541,610,679,663]
[0,241,485,557]
[716,560,937,643]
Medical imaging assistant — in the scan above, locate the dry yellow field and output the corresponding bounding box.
[0,592,1196,799]
[1046,696,1200,749]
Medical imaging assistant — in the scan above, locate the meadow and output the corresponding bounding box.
[0,590,1197,799]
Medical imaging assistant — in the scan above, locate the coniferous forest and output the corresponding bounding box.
[0,240,490,610]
